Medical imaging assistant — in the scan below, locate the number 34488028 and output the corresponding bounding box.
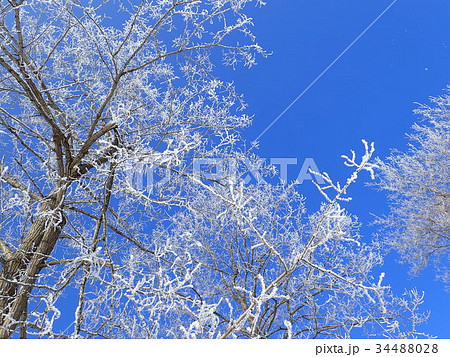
[375,344,438,354]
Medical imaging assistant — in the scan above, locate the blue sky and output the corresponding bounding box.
[220,0,449,337]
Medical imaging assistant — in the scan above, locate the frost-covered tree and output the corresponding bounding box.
[158,151,430,338]
[376,88,450,286]
[0,0,265,338]
[0,0,429,338]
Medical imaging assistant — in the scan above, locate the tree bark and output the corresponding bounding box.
[0,194,66,338]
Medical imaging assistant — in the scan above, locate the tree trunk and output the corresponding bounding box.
[0,196,66,338]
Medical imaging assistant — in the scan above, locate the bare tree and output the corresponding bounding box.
[0,0,265,338]
[0,0,429,338]
[152,142,429,338]
[376,87,450,286]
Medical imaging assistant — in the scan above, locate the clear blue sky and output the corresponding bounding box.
[220,0,449,337]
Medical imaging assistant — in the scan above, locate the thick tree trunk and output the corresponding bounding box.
[0,196,66,338]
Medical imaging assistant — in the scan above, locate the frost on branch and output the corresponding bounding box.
[376,88,450,286]
[155,143,430,338]
[310,140,378,204]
